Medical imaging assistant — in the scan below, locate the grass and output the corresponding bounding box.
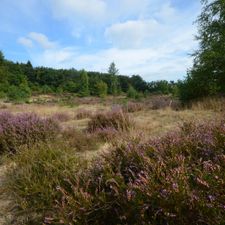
[0,95,224,224]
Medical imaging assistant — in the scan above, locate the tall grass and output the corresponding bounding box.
[190,97,225,112]
[87,109,132,133]
[6,143,84,224]
[5,119,225,224]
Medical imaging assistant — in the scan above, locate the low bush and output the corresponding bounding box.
[0,112,59,153]
[150,96,172,110]
[6,119,225,224]
[75,109,93,120]
[122,102,144,113]
[6,143,83,224]
[51,112,71,122]
[87,110,132,133]
[61,128,101,152]
[53,120,225,225]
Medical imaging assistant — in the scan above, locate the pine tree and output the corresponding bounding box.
[96,80,108,98]
[108,62,119,95]
[79,70,89,97]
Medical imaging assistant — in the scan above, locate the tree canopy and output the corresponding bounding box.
[179,0,225,101]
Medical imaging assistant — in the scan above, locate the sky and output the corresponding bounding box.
[0,0,202,81]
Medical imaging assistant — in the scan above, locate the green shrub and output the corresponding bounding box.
[6,143,83,224]
[7,84,31,102]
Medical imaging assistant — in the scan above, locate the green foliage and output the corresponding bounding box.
[6,143,82,224]
[179,0,225,101]
[127,85,138,99]
[0,51,4,64]
[7,83,31,102]
[79,70,89,97]
[95,80,108,98]
[0,51,179,100]
[108,62,119,95]
[108,62,119,76]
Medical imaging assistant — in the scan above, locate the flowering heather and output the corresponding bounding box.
[53,120,225,225]
[87,109,132,133]
[0,112,59,153]
[6,119,225,224]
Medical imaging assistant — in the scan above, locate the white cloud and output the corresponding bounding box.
[18,37,33,48]
[18,32,57,49]
[28,32,56,49]
[16,0,201,81]
[50,0,107,22]
[105,19,160,48]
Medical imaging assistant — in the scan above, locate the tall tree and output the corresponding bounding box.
[179,0,225,101]
[79,70,89,97]
[108,62,119,95]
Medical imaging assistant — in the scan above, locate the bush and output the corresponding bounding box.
[61,128,101,152]
[87,110,132,133]
[0,112,59,153]
[122,102,144,113]
[6,120,225,224]
[95,81,108,98]
[7,84,31,102]
[127,85,138,99]
[53,120,225,225]
[51,112,71,122]
[75,109,93,120]
[6,143,82,224]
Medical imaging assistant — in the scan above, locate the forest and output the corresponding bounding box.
[0,52,179,101]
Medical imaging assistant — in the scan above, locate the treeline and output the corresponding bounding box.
[0,53,178,101]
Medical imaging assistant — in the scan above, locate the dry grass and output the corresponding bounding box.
[190,97,225,112]
[1,97,223,137]
[132,108,221,138]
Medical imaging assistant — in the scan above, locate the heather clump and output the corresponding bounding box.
[52,120,225,225]
[5,119,225,224]
[51,112,71,122]
[61,128,101,152]
[0,112,59,153]
[75,109,93,120]
[122,102,144,113]
[87,109,132,133]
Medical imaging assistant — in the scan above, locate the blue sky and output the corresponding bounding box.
[0,0,201,81]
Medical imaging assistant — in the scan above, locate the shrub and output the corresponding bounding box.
[6,120,225,224]
[0,112,59,153]
[53,120,225,225]
[122,102,144,113]
[87,110,132,133]
[61,128,101,152]
[51,112,71,122]
[7,84,31,102]
[95,81,108,98]
[6,143,83,224]
[127,85,138,99]
[75,109,93,120]
[150,96,172,110]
